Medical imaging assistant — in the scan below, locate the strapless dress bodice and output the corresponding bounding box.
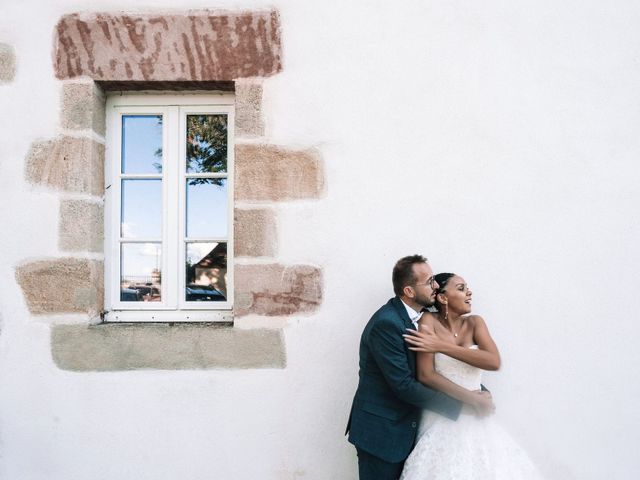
[434,345,482,391]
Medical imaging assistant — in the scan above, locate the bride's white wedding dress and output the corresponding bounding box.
[400,347,543,480]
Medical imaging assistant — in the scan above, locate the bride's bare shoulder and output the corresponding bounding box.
[419,312,439,329]
[465,314,489,330]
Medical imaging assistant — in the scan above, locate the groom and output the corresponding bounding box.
[346,255,492,480]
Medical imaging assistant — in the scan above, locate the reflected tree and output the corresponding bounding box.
[152,115,227,185]
[186,115,227,186]
[153,115,163,173]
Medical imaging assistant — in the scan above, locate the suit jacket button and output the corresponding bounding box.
[411,422,417,428]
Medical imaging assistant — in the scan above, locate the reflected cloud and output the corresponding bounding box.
[121,222,136,238]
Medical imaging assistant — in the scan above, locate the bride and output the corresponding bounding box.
[400,273,543,480]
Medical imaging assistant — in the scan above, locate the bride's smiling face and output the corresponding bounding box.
[439,275,473,315]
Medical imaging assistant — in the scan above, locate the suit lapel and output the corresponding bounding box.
[391,296,416,331]
[391,297,418,373]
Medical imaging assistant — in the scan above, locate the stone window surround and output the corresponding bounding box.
[16,10,325,371]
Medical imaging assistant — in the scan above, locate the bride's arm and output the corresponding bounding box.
[414,322,493,411]
[405,315,501,371]
[439,316,500,370]
[416,346,492,412]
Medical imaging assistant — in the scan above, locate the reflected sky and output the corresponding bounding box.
[121,243,162,279]
[186,179,228,238]
[121,179,162,238]
[122,115,163,174]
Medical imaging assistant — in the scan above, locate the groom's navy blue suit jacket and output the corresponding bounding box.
[346,296,463,463]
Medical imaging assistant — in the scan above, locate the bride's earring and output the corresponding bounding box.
[443,303,448,322]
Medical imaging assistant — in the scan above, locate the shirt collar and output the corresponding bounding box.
[400,299,422,323]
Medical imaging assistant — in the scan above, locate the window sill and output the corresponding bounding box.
[51,323,285,371]
[103,310,234,323]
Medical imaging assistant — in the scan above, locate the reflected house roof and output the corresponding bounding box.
[194,242,227,269]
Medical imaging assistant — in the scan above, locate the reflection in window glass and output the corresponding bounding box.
[185,242,227,301]
[186,179,227,238]
[122,115,163,174]
[120,243,162,302]
[121,179,162,238]
[186,114,227,173]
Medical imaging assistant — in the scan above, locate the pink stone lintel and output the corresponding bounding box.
[54,10,283,81]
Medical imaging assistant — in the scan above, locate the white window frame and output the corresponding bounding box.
[104,93,234,323]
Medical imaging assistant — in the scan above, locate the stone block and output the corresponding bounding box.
[234,208,276,257]
[235,264,322,316]
[25,136,104,195]
[0,43,16,83]
[235,80,264,137]
[54,11,282,81]
[235,144,324,202]
[59,199,104,252]
[60,81,106,135]
[51,324,286,371]
[16,258,103,315]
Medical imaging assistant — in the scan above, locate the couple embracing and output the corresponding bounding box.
[346,255,542,479]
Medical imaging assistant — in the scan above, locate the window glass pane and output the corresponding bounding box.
[186,179,227,238]
[186,114,227,173]
[121,243,162,302]
[185,242,227,301]
[121,179,162,238]
[122,115,163,174]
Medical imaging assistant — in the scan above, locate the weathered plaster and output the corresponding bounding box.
[235,144,324,202]
[51,323,285,371]
[54,11,282,81]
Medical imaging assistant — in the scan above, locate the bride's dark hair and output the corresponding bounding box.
[433,273,455,311]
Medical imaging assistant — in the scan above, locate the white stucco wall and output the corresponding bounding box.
[1,1,640,479]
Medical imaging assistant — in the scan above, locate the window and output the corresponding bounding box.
[104,94,234,322]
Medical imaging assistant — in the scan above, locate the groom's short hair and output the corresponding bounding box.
[392,254,428,296]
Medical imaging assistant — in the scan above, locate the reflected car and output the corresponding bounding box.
[120,288,142,302]
[185,284,226,301]
[129,284,161,301]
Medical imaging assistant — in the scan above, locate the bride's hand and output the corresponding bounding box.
[471,391,495,417]
[403,328,445,353]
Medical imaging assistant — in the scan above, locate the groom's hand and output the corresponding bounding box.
[471,391,495,417]
[403,328,445,354]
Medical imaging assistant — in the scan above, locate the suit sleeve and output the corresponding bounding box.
[368,316,463,420]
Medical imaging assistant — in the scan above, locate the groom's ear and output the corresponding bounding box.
[403,285,415,298]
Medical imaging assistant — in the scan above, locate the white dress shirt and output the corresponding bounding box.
[400,300,423,330]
